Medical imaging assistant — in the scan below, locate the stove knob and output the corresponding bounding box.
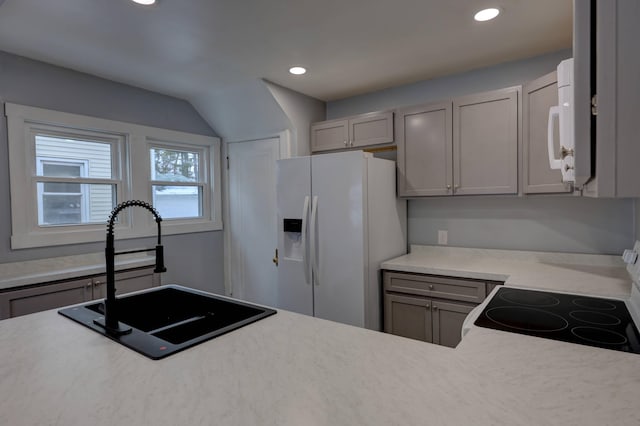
[622,249,638,265]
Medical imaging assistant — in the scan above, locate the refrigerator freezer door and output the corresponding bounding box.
[276,156,313,316]
[311,151,366,327]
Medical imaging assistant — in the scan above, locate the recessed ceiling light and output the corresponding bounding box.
[131,0,156,5]
[474,8,500,22]
[289,66,307,75]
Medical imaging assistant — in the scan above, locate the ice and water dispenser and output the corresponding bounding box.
[282,218,304,260]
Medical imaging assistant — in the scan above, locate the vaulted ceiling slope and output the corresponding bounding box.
[0,0,571,139]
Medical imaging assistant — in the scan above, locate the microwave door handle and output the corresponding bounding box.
[547,106,562,170]
[301,196,310,285]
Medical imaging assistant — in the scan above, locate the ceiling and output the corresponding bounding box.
[0,0,572,103]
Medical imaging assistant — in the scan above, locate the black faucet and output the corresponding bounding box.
[94,200,167,336]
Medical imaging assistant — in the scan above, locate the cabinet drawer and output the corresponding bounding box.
[384,272,486,303]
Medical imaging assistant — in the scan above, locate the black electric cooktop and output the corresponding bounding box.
[474,287,640,354]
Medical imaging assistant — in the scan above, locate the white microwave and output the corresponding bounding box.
[547,58,575,185]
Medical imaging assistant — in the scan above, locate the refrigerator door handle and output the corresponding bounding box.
[301,195,310,284]
[310,195,319,286]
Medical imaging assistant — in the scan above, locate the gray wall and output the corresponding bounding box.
[265,80,326,157]
[636,199,640,242]
[191,79,290,143]
[410,197,633,255]
[328,49,634,255]
[328,49,572,118]
[0,50,225,293]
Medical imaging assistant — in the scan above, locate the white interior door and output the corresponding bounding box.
[228,137,280,306]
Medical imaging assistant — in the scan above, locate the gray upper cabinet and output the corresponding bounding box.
[349,111,394,148]
[396,87,519,197]
[522,71,572,194]
[453,87,519,195]
[310,119,349,152]
[396,102,452,197]
[311,111,393,153]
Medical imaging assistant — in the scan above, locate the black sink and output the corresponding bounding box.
[58,285,276,359]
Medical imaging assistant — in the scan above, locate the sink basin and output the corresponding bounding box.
[58,285,276,359]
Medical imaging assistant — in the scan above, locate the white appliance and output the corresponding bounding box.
[547,58,575,184]
[276,150,406,330]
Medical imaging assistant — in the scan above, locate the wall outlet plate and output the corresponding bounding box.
[438,230,448,245]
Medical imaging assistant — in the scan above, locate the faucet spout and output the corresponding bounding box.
[94,200,167,336]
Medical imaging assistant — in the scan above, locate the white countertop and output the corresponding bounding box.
[0,252,156,290]
[2,246,640,425]
[382,245,631,298]
[1,297,640,425]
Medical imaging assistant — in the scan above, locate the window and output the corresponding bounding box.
[150,146,203,219]
[6,103,222,249]
[35,132,120,226]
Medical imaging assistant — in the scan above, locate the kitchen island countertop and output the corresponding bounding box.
[2,245,640,425]
[2,296,640,425]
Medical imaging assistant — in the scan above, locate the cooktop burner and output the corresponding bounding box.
[474,288,640,354]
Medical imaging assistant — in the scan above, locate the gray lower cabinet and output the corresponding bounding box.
[384,293,473,348]
[311,111,394,153]
[396,87,519,197]
[383,271,500,348]
[522,71,572,194]
[0,267,159,320]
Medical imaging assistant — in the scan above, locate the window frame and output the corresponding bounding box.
[6,102,222,249]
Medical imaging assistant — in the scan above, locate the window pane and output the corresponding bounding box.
[37,183,116,226]
[42,194,82,224]
[151,148,199,182]
[152,185,201,219]
[36,135,113,179]
[43,163,81,177]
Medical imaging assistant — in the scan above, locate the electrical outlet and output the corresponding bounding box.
[438,230,448,245]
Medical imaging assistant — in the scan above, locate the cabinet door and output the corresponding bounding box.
[453,88,519,195]
[523,72,571,194]
[0,278,93,319]
[431,300,474,348]
[350,111,394,148]
[311,119,349,152]
[384,293,432,343]
[92,268,157,299]
[396,102,452,196]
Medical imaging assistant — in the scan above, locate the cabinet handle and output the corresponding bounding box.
[86,282,92,289]
[425,304,430,309]
[433,305,438,311]
[344,140,348,146]
[428,284,434,290]
[350,140,354,146]
[94,280,102,288]
[446,184,451,190]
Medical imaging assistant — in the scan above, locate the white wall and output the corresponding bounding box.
[327,49,635,255]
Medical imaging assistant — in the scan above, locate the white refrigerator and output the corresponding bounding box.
[276,150,406,330]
